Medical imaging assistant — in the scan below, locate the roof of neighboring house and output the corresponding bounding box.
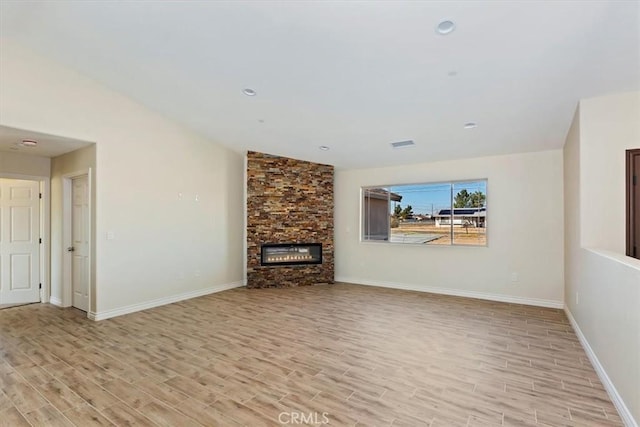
[364,189,402,202]
[437,207,486,216]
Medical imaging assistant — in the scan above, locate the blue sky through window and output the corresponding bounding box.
[389,181,486,215]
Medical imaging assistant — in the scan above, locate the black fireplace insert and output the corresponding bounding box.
[260,243,322,266]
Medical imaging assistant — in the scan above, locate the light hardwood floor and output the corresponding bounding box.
[0,303,36,310]
[0,283,623,426]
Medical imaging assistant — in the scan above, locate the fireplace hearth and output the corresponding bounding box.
[261,243,322,266]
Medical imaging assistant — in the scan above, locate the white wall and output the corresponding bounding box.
[50,145,96,308]
[335,149,565,307]
[0,151,50,177]
[564,91,640,426]
[0,40,244,317]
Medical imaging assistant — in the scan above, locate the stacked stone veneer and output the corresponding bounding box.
[247,151,334,288]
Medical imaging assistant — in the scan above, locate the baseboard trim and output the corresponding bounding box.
[88,281,245,321]
[564,306,637,427]
[49,296,63,307]
[335,277,564,309]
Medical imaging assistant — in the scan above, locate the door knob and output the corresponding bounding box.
[67,247,75,252]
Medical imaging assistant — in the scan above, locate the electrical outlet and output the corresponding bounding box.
[510,272,519,282]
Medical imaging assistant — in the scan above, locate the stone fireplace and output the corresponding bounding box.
[246,151,334,288]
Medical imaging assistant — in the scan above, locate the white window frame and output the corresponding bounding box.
[360,179,488,247]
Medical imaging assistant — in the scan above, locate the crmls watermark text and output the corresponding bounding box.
[278,411,330,425]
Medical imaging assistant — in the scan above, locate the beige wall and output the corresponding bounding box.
[335,149,565,306]
[564,91,640,425]
[563,107,581,304]
[50,145,96,309]
[0,151,50,177]
[0,40,244,317]
[580,91,640,253]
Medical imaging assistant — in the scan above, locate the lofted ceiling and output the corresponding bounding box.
[1,1,638,169]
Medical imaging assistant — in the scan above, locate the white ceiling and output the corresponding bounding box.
[1,1,638,169]
[0,125,94,158]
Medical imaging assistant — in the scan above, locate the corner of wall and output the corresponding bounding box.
[563,91,640,426]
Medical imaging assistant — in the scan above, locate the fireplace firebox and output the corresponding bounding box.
[260,243,322,266]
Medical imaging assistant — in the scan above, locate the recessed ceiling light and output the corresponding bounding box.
[464,122,477,129]
[391,140,415,149]
[319,145,330,151]
[242,88,256,96]
[448,71,458,77]
[436,20,456,35]
[258,119,265,123]
[20,139,38,147]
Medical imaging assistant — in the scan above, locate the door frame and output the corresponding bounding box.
[62,169,92,316]
[626,149,640,259]
[0,173,50,304]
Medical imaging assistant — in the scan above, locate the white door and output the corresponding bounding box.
[71,176,89,311]
[0,179,41,304]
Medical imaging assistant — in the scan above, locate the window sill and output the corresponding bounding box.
[360,240,488,248]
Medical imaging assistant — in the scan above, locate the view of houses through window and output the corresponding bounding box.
[362,180,487,246]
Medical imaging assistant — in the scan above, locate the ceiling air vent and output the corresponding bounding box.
[391,140,415,149]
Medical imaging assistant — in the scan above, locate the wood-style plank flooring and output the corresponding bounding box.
[0,283,623,426]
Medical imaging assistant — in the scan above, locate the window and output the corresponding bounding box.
[362,180,487,246]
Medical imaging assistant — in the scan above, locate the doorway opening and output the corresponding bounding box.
[1,125,96,317]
